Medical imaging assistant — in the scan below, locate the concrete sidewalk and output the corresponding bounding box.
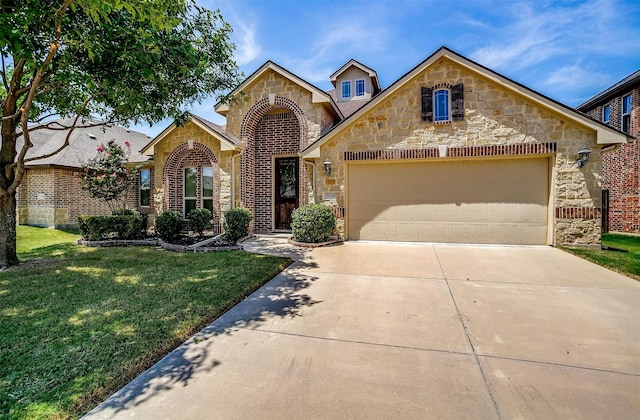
[84,239,640,419]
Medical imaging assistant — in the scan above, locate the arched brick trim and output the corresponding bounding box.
[240,96,308,231]
[162,142,220,223]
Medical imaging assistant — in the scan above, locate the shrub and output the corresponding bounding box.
[188,208,212,238]
[155,211,183,241]
[78,213,146,241]
[223,207,252,242]
[291,203,335,243]
[112,208,148,237]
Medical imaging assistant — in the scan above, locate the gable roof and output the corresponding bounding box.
[329,59,381,91]
[140,114,241,156]
[576,69,640,111]
[20,118,152,169]
[214,60,343,119]
[302,46,629,158]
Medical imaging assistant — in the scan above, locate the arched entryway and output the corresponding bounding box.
[240,96,308,232]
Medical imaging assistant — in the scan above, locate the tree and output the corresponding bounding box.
[0,0,242,267]
[77,140,135,213]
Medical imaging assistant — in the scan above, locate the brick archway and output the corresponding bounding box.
[240,96,308,231]
[162,142,220,222]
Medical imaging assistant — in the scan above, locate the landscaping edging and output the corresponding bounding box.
[287,236,344,248]
[77,238,159,247]
[158,239,240,253]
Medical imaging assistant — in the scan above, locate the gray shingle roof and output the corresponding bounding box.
[576,69,640,111]
[18,118,152,168]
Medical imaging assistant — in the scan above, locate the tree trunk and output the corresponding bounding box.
[0,191,19,268]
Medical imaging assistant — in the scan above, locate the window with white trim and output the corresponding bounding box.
[603,104,610,124]
[184,167,197,216]
[355,79,365,97]
[433,89,450,122]
[341,81,351,99]
[202,166,213,212]
[622,94,631,133]
[139,169,151,207]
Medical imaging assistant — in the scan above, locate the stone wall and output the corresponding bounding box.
[314,58,601,245]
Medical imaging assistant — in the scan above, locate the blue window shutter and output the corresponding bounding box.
[421,87,433,122]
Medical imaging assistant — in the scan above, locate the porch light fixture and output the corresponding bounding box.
[323,159,332,176]
[577,145,591,168]
[187,139,194,149]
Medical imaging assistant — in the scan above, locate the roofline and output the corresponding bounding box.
[214,61,344,119]
[302,46,629,158]
[576,69,640,110]
[140,114,241,156]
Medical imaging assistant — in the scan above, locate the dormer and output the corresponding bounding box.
[330,59,381,103]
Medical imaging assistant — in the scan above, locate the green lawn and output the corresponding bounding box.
[562,233,640,281]
[2,226,290,419]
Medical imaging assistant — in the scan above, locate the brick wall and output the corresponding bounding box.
[583,86,639,233]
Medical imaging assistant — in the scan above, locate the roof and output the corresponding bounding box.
[329,59,381,91]
[214,60,343,119]
[140,113,242,156]
[576,69,640,111]
[326,88,371,117]
[302,46,629,158]
[20,118,152,169]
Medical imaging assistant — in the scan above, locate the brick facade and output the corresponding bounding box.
[581,85,639,233]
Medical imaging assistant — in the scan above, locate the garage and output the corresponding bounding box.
[347,158,550,245]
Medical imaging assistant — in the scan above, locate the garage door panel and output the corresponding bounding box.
[347,159,549,245]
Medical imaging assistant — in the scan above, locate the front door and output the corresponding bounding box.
[274,157,298,229]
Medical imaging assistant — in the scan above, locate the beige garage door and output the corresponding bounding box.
[347,158,549,245]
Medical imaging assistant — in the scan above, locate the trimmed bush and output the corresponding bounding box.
[112,208,148,237]
[291,203,336,243]
[78,213,146,241]
[188,208,212,238]
[223,207,252,242]
[155,211,182,241]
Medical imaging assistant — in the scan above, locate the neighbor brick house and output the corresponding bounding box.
[17,119,152,228]
[576,70,639,233]
[19,47,630,245]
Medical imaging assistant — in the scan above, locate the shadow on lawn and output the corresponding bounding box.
[85,259,320,418]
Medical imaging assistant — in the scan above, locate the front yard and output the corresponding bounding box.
[1,226,290,419]
[562,233,640,281]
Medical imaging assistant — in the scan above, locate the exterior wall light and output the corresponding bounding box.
[577,145,591,168]
[323,159,332,176]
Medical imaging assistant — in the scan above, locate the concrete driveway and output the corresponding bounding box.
[85,241,640,419]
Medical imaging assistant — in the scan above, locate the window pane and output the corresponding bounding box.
[140,189,150,207]
[603,105,610,123]
[356,79,365,96]
[184,167,197,198]
[140,169,151,188]
[623,115,630,133]
[434,89,449,122]
[623,95,631,113]
[202,166,213,198]
[341,81,351,98]
[185,199,197,216]
[203,199,213,213]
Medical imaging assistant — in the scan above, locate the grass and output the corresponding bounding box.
[562,233,640,281]
[2,226,290,419]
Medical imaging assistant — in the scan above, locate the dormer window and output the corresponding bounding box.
[355,79,365,97]
[341,81,351,99]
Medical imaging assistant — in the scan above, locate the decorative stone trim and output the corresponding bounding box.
[77,238,159,247]
[288,236,344,248]
[555,207,602,219]
[344,142,557,161]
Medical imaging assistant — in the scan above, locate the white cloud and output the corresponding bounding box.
[543,61,610,89]
[233,17,261,66]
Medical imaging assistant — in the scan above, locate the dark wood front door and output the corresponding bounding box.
[274,157,298,229]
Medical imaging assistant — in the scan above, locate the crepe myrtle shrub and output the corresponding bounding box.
[223,207,252,242]
[188,208,212,238]
[155,211,183,242]
[291,204,336,243]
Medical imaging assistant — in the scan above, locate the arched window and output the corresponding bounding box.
[434,89,450,122]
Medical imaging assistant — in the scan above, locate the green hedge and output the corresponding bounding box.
[188,208,212,238]
[155,211,182,241]
[223,207,252,242]
[78,212,147,241]
[291,203,335,243]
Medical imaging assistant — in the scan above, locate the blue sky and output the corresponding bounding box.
[134,0,640,136]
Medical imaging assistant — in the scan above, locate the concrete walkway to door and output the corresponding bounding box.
[84,239,640,419]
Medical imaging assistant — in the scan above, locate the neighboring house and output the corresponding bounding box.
[18,47,630,246]
[16,119,152,228]
[576,70,639,233]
